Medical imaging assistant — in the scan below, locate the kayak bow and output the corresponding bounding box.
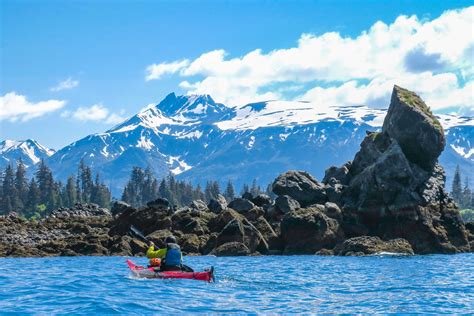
[126,259,215,282]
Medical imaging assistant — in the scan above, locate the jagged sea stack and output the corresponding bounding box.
[339,85,470,253]
[383,85,445,170]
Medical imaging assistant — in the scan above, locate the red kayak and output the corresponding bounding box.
[126,259,215,282]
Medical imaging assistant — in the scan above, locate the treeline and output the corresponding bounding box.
[0,159,110,217]
[451,165,474,210]
[121,166,271,207]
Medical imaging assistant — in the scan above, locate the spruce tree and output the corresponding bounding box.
[224,180,235,202]
[26,178,40,216]
[35,159,57,213]
[451,165,462,204]
[79,160,93,203]
[1,165,16,213]
[14,159,28,210]
[250,179,261,196]
[204,181,213,202]
[65,175,77,207]
[461,177,472,209]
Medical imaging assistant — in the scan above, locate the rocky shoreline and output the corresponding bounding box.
[1,86,473,258]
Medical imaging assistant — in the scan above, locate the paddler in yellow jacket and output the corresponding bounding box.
[147,235,185,271]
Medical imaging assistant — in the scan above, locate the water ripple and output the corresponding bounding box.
[0,254,473,313]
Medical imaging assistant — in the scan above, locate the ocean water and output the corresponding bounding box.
[0,254,473,314]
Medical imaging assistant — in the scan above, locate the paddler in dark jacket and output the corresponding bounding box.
[146,235,185,271]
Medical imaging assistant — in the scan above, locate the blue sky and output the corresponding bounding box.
[1,0,473,149]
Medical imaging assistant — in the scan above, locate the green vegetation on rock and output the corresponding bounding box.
[396,86,443,132]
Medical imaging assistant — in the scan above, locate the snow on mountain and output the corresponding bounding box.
[217,101,386,130]
[0,139,55,169]
[4,92,471,197]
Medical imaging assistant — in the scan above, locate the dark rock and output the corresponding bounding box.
[324,182,344,205]
[50,203,111,218]
[344,133,423,218]
[109,205,170,237]
[180,234,201,254]
[281,206,344,254]
[190,200,208,211]
[242,207,265,221]
[208,209,244,233]
[323,202,342,221]
[252,216,282,251]
[323,162,351,185]
[146,229,173,248]
[252,194,272,207]
[315,248,334,256]
[228,198,255,213]
[242,192,254,200]
[147,198,170,210]
[129,238,148,255]
[382,85,445,170]
[111,201,132,217]
[171,209,215,235]
[272,170,327,206]
[211,242,251,256]
[215,217,268,254]
[275,195,300,214]
[208,194,228,213]
[334,236,414,256]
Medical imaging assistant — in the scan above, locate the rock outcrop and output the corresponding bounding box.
[333,236,414,256]
[1,86,470,258]
[272,171,327,206]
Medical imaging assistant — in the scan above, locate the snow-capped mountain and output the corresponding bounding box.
[0,139,55,169]
[4,93,472,196]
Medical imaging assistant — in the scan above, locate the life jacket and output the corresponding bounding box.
[164,243,182,267]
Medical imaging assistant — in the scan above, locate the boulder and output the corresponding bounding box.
[323,162,351,185]
[50,203,111,218]
[215,217,268,254]
[272,171,327,206]
[190,200,208,211]
[334,236,414,256]
[275,195,300,214]
[211,242,251,256]
[382,85,445,170]
[315,248,334,256]
[146,229,174,248]
[171,209,214,236]
[228,198,255,213]
[208,209,244,233]
[281,206,344,254]
[323,202,342,221]
[108,205,170,237]
[147,198,170,210]
[252,194,272,207]
[111,201,132,217]
[242,192,254,200]
[208,195,228,213]
[344,133,423,218]
[180,234,201,254]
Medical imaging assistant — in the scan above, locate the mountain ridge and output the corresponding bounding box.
[2,93,473,196]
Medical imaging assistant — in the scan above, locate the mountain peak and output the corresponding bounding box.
[155,93,231,122]
[0,139,54,168]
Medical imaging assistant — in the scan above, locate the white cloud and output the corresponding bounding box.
[0,92,66,122]
[145,6,474,114]
[105,112,127,125]
[66,104,126,125]
[50,77,79,92]
[145,59,189,81]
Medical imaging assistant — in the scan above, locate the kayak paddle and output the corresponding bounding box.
[130,225,149,242]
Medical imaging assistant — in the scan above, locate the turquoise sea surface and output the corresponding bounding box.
[1,254,473,314]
